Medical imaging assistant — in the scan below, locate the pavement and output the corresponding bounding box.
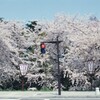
[0,91,100,100]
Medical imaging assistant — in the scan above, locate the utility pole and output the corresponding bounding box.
[56,36,61,95]
[41,36,62,95]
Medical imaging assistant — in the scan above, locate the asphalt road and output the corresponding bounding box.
[21,98,100,100]
[0,97,100,100]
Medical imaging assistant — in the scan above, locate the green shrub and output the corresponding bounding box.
[40,86,52,91]
[38,32,46,37]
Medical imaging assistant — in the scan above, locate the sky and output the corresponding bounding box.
[0,0,100,21]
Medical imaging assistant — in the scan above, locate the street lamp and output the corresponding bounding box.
[19,63,28,90]
[87,60,94,91]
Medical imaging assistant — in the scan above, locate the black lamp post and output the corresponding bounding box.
[19,63,28,90]
[87,60,94,91]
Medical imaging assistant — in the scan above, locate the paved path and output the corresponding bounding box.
[0,91,100,100]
